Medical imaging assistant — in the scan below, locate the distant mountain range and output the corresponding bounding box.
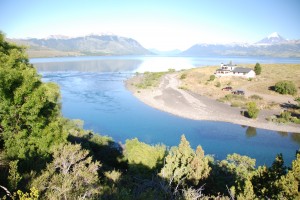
[149,48,182,56]
[255,32,287,45]
[180,32,300,57]
[9,32,300,58]
[10,34,152,58]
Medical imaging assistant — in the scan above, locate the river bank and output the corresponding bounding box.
[126,73,300,133]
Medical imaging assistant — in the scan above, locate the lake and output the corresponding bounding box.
[31,56,300,166]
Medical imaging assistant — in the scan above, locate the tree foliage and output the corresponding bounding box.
[254,63,261,75]
[124,138,166,176]
[32,143,101,199]
[0,33,67,162]
[276,151,300,199]
[8,160,22,191]
[246,102,259,119]
[160,135,211,186]
[274,80,297,95]
[252,154,287,199]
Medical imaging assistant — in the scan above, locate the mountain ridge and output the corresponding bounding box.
[255,32,287,45]
[181,33,300,58]
[9,33,300,58]
[10,34,153,58]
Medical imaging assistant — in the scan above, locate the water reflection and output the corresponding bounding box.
[243,126,300,146]
[32,55,300,73]
[246,126,257,138]
[35,59,142,72]
[291,133,300,145]
[277,131,289,137]
[134,57,196,72]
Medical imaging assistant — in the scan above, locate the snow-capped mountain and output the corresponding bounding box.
[255,32,287,45]
[181,33,300,57]
[46,35,70,40]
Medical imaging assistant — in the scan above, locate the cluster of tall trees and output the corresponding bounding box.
[0,33,299,199]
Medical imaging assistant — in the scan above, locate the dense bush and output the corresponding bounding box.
[180,73,187,79]
[124,138,166,176]
[246,102,259,119]
[274,80,297,95]
[276,111,300,124]
[254,63,262,75]
[209,75,215,81]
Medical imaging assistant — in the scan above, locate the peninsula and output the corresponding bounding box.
[126,64,300,133]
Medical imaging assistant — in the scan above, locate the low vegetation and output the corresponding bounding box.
[274,80,298,95]
[180,63,300,99]
[218,94,251,108]
[180,73,187,80]
[246,102,260,119]
[178,63,300,124]
[271,97,300,124]
[1,33,300,199]
[209,74,215,81]
[134,69,177,89]
[134,71,166,89]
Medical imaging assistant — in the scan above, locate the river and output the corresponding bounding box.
[31,55,300,166]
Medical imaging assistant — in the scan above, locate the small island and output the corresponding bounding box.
[127,63,300,133]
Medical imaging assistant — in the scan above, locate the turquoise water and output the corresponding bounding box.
[32,56,300,166]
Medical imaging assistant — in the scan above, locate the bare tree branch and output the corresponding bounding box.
[0,185,12,198]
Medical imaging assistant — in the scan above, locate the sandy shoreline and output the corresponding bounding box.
[126,73,300,133]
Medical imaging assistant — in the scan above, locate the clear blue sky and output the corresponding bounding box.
[0,0,299,50]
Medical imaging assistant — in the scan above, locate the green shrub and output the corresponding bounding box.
[276,111,300,124]
[215,82,221,87]
[246,102,259,119]
[209,75,215,81]
[254,63,261,75]
[274,81,297,95]
[124,138,166,176]
[280,111,292,120]
[276,111,292,123]
[180,73,187,79]
[292,117,300,124]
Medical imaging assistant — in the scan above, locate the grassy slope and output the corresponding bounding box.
[179,64,300,109]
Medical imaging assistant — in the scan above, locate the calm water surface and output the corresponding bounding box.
[32,56,300,166]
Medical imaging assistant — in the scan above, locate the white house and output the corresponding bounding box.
[215,62,256,78]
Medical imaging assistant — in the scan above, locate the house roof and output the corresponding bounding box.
[232,67,253,73]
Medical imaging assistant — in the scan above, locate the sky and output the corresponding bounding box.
[0,0,300,51]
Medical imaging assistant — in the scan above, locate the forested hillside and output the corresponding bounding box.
[0,33,299,199]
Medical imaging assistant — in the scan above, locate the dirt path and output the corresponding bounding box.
[126,74,300,133]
